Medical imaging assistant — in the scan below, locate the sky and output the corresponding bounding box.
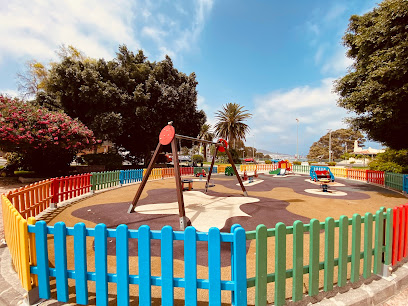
[0,0,383,156]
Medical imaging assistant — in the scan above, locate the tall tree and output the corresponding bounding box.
[198,123,214,161]
[334,0,408,149]
[214,103,252,149]
[35,45,206,164]
[307,128,365,160]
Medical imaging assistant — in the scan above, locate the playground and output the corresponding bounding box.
[38,170,406,304]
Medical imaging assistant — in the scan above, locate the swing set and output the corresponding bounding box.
[127,122,248,230]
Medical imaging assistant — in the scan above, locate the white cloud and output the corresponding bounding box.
[322,48,354,75]
[0,89,19,98]
[251,78,349,155]
[0,0,140,64]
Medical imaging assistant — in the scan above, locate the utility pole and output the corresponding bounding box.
[327,129,332,162]
[296,118,299,160]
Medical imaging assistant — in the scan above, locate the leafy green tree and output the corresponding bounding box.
[36,45,206,164]
[214,103,252,149]
[0,95,97,175]
[334,0,408,149]
[307,129,365,160]
[198,123,214,161]
[369,149,408,173]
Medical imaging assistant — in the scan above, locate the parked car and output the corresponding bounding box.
[178,155,192,162]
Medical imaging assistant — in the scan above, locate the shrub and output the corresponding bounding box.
[368,149,408,173]
[308,161,317,165]
[192,154,204,164]
[327,162,336,166]
[265,160,272,164]
[0,96,98,175]
[292,161,301,165]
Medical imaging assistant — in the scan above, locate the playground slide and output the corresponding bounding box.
[269,168,284,175]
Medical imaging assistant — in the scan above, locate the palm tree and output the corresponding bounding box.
[198,123,214,161]
[214,103,252,149]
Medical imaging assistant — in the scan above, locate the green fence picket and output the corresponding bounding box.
[373,209,384,275]
[385,208,393,266]
[292,221,304,301]
[385,172,404,191]
[338,216,348,287]
[324,217,335,291]
[255,224,268,306]
[351,214,361,283]
[363,212,373,279]
[309,219,320,296]
[275,222,286,306]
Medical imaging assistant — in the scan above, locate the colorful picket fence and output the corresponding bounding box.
[367,170,385,185]
[329,167,347,178]
[27,221,247,305]
[4,165,408,305]
[217,164,231,173]
[1,195,36,291]
[119,169,143,184]
[91,170,121,191]
[246,208,393,305]
[292,164,310,173]
[6,179,53,219]
[392,204,408,265]
[52,174,91,203]
[385,172,404,192]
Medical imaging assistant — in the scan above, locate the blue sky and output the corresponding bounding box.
[0,0,382,156]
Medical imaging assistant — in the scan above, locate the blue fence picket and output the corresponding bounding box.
[54,222,69,302]
[117,224,130,306]
[29,221,242,305]
[35,221,51,299]
[161,226,174,305]
[184,227,198,305]
[95,224,108,306]
[403,175,408,194]
[232,225,247,306]
[139,225,152,304]
[208,227,221,306]
[74,223,88,305]
[120,169,144,184]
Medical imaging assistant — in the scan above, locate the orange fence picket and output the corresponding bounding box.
[6,179,53,218]
[347,169,367,181]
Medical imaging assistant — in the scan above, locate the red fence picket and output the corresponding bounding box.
[392,204,408,265]
[52,173,92,204]
[180,167,194,176]
[367,170,385,185]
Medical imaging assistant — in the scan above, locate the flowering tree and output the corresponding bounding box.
[0,95,98,175]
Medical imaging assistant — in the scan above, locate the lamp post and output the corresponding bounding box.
[327,129,332,163]
[296,118,299,160]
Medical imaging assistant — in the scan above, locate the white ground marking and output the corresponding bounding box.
[134,191,260,232]
[304,179,345,187]
[304,189,347,196]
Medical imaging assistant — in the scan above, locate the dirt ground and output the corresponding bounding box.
[34,173,408,305]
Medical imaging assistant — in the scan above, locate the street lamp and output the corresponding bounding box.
[327,129,332,163]
[296,118,299,160]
